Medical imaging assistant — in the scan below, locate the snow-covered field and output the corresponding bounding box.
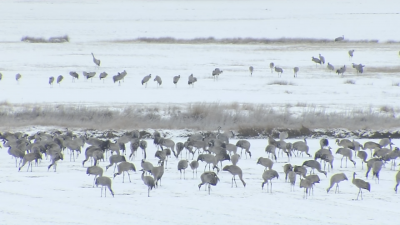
[1,0,400,224]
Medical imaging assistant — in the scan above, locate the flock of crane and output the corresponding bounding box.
[1,35,388,87]
[1,127,399,199]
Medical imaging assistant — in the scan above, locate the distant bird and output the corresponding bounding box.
[336,148,356,168]
[212,68,223,80]
[372,160,384,183]
[293,67,299,78]
[113,73,124,85]
[69,71,79,82]
[274,67,283,77]
[188,74,197,87]
[257,157,274,170]
[327,63,335,72]
[140,169,155,197]
[190,160,199,178]
[177,159,189,179]
[335,35,344,41]
[318,54,325,64]
[299,178,313,198]
[86,165,103,187]
[336,65,346,76]
[395,170,400,193]
[49,76,54,86]
[154,75,162,87]
[288,171,296,191]
[352,172,370,200]
[283,163,293,182]
[379,137,392,148]
[113,161,136,183]
[269,62,274,73]
[348,50,354,60]
[320,138,329,149]
[198,171,220,195]
[357,150,368,169]
[0,72,2,80]
[95,176,114,197]
[84,72,96,82]
[119,70,127,82]
[327,173,348,193]
[142,74,151,87]
[249,66,254,76]
[99,72,108,82]
[261,169,279,193]
[222,165,246,188]
[57,75,63,85]
[173,75,180,87]
[16,73,22,83]
[302,160,327,177]
[311,57,321,67]
[91,53,100,67]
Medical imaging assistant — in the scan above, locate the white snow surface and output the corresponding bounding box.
[1,1,400,224]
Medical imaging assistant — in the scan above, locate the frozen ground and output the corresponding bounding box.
[1,0,400,224]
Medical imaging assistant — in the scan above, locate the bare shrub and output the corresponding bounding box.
[380,105,394,113]
[344,79,356,84]
[21,35,69,43]
[268,80,295,85]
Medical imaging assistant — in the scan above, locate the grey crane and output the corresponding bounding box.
[188,74,197,87]
[86,165,103,187]
[154,75,162,87]
[99,72,108,82]
[379,137,392,148]
[327,173,348,193]
[318,54,325,64]
[321,152,334,171]
[261,169,279,193]
[197,154,220,173]
[95,176,114,197]
[311,57,321,67]
[320,138,329,149]
[113,73,124,85]
[265,144,277,161]
[140,170,155,197]
[142,74,151,87]
[225,143,238,155]
[283,163,293,182]
[249,66,254,76]
[113,161,136,183]
[82,146,105,167]
[372,160,384,183]
[269,62,274,73]
[173,75,180,87]
[69,71,79,82]
[47,152,63,172]
[352,172,370,200]
[302,160,327,177]
[299,178,313,199]
[236,140,251,158]
[190,160,199,178]
[222,165,246,187]
[348,50,354,60]
[158,138,176,156]
[327,62,335,72]
[18,152,42,172]
[257,157,274,170]
[336,139,354,149]
[365,158,382,178]
[83,71,96,81]
[198,171,220,195]
[335,35,344,41]
[178,159,189,179]
[231,153,240,166]
[336,65,346,76]
[119,70,127,82]
[305,174,320,195]
[395,170,400,193]
[382,147,400,170]
[357,150,368,169]
[139,140,148,159]
[150,161,165,187]
[212,68,223,80]
[363,141,381,155]
[141,159,154,175]
[274,66,283,77]
[288,171,296,191]
[129,139,139,160]
[294,142,312,158]
[106,155,126,172]
[49,76,54,86]
[293,67,299,78]
[57,75,63,85]
[336,148,356,168]
[91,53,100,67]
[16,73,22,83]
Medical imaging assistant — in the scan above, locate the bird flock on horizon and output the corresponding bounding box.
[1,35,397,87]
[1,128,399,199]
